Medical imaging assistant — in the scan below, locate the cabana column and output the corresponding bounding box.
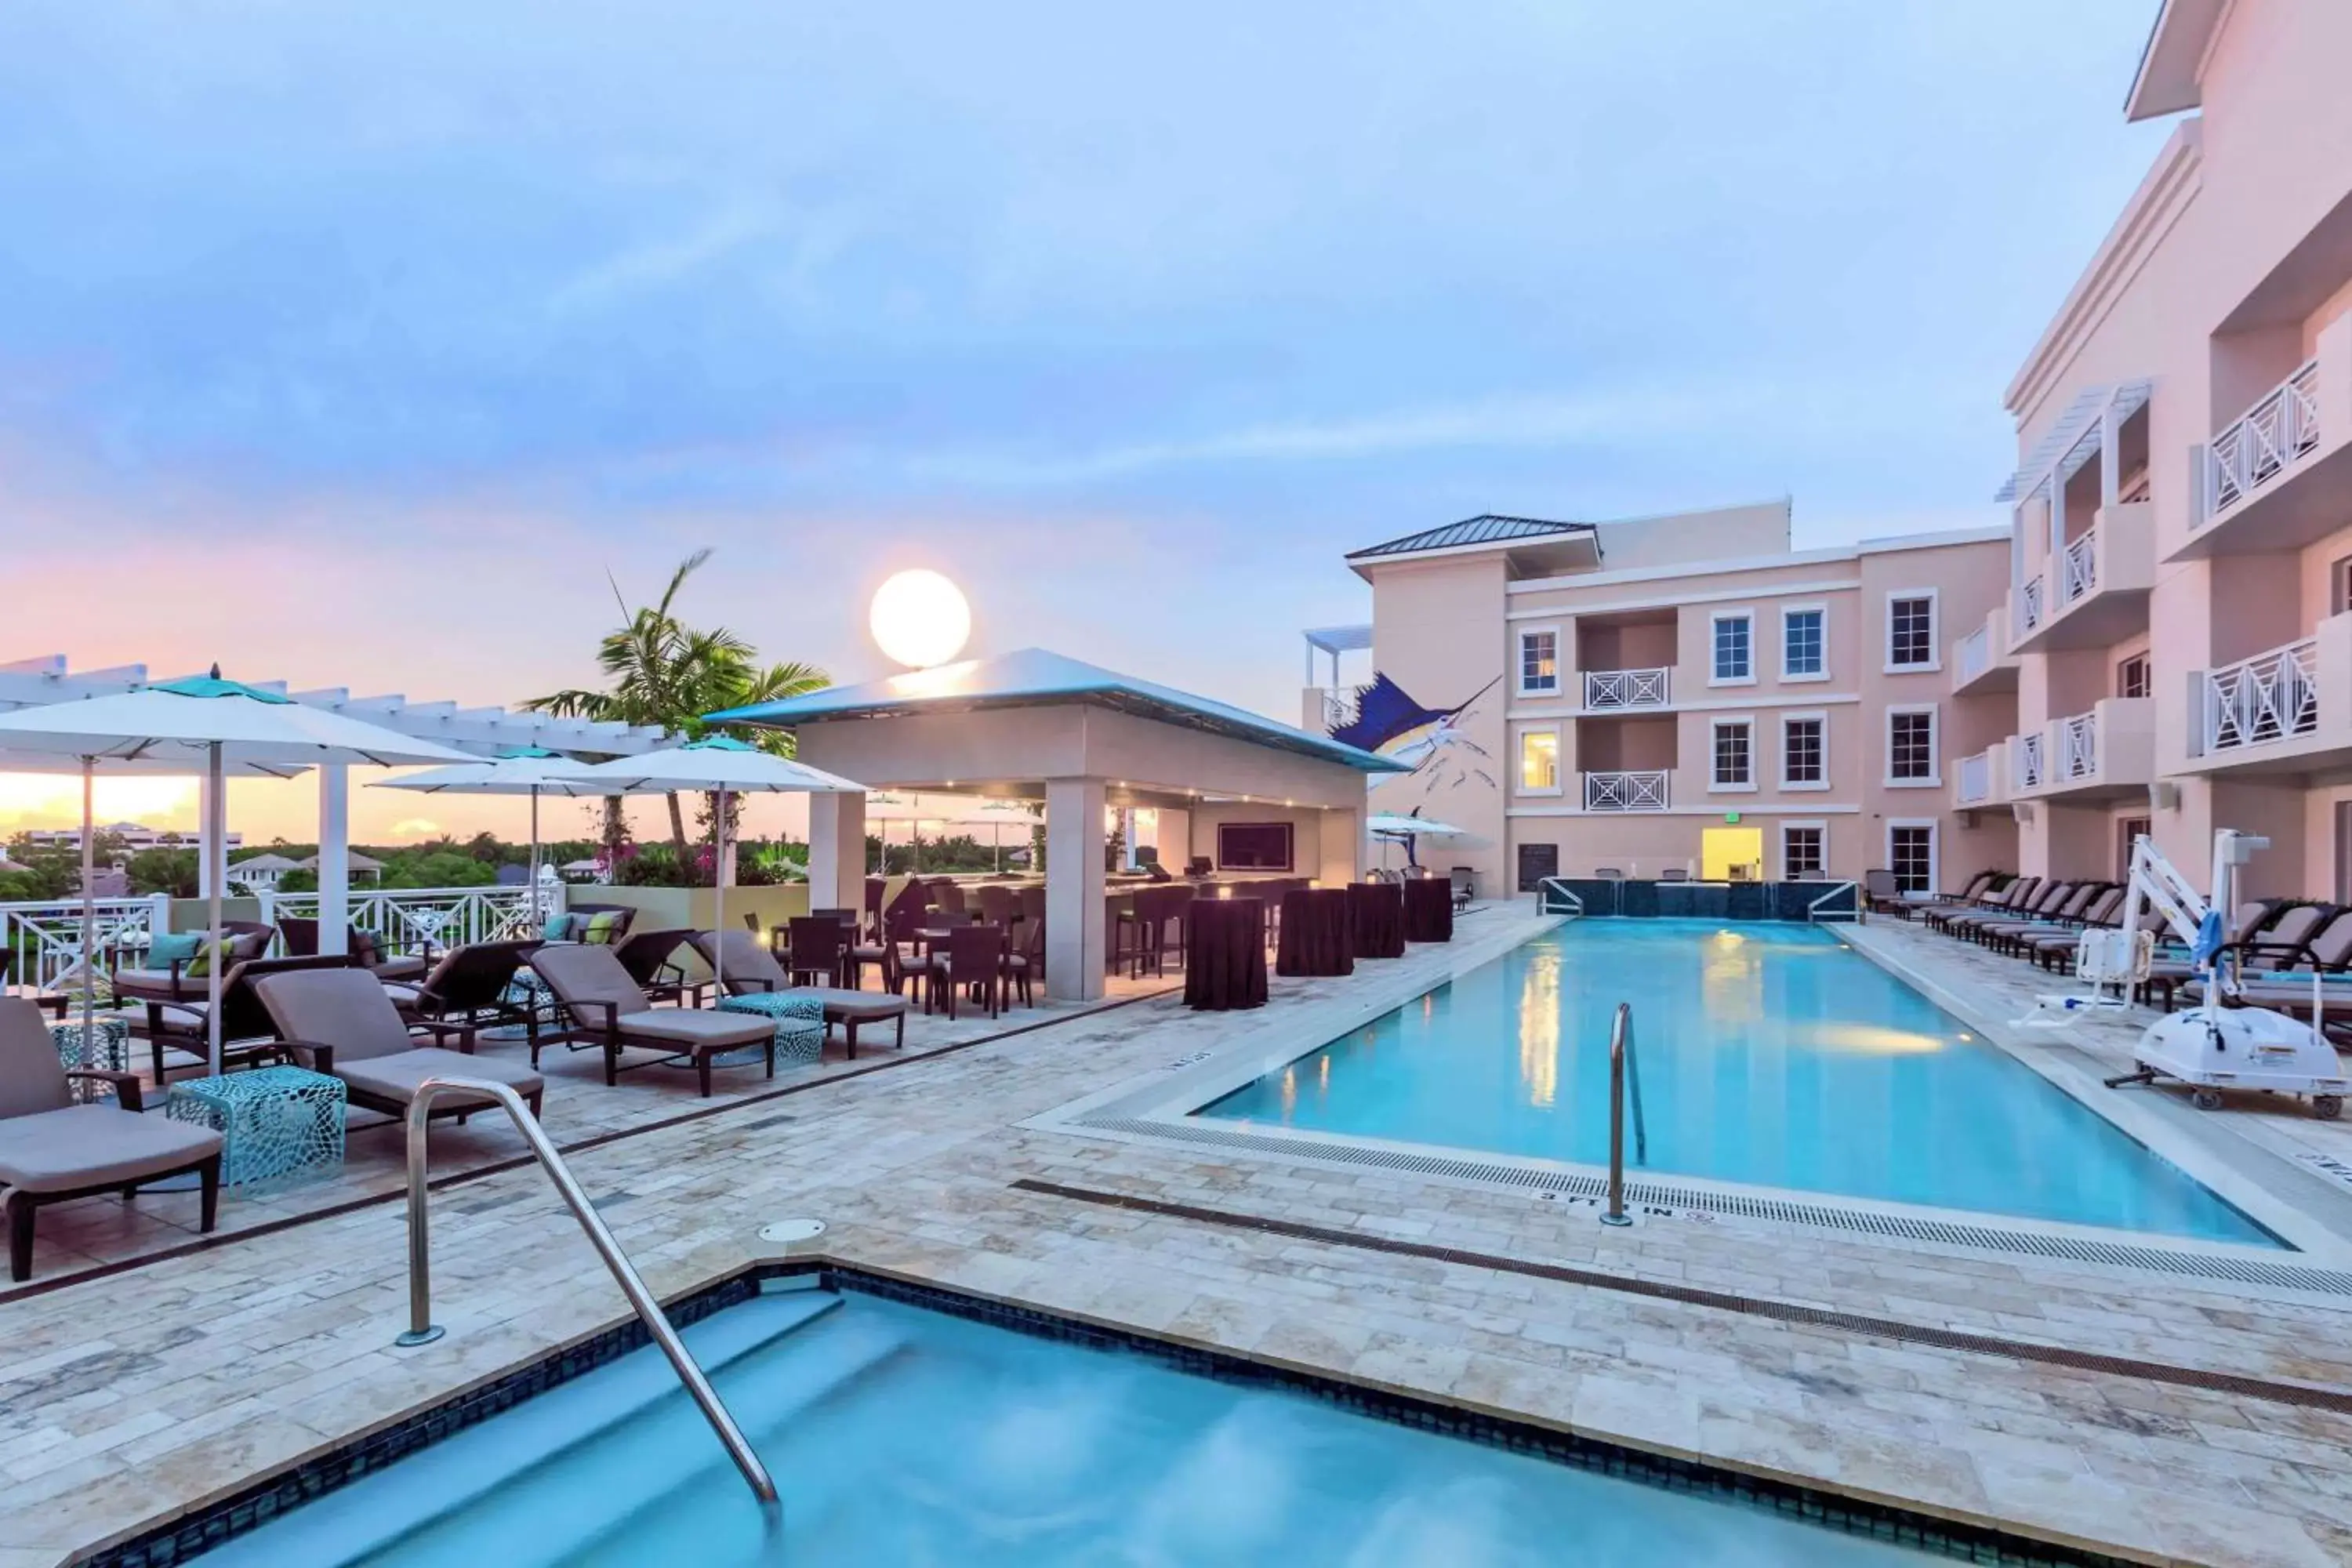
[1045,776,1107,1002]
[317,764,350,955]
[807,790,867,916]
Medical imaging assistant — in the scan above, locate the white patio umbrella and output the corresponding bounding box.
[0,750,310,1051]
[0,670,474,1073]
[372,747,621,931]
[1367,811,1465,872]
[559,736,864,985]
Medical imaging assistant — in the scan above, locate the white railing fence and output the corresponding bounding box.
[2013,731,2045,791]
[0,884,559,997]
[1956,750,1991,806]
[2202,637,2319,753]
[2017,572,2045,635]
[2,895,172,996]
[2062,528,2099,604]
[1583,770,1669,811]
[1956,625,1989,684]
[1582,667,1671,711]
[2209,358,2321,517]
[2061,712,2099,781]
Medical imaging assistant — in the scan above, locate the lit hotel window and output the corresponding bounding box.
[1519,731,1559,791]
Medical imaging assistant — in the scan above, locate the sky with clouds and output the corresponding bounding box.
[0,2,2174,842]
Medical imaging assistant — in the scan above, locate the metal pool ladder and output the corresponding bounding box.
[1602,1002,1648,1227]
[395,1075,779,1508]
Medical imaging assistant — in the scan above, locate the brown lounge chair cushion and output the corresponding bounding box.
[336,1050,541,1110]
[0,1103,223,1192]
[784,988,909,1022]
[608,1010,772,1051]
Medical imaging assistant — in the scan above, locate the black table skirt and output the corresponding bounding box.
[1347,882,1406,960]
[1186,898,1268,1011]
[1401,877,1454,944]
[1276,887,1353,977]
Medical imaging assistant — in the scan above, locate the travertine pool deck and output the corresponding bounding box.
[8,906,2352,1566]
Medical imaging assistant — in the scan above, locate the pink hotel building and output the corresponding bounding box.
[1308,0,2352,905]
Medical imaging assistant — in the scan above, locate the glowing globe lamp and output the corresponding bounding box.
[869,570,971,669]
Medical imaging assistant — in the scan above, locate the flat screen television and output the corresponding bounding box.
[1216,821,1294,872]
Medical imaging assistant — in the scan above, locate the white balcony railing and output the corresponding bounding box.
[1583,770,1669,811]
[2061,528,2098,604]
[2017,572,2045,635]
[2013,731,2045,791]
[2209,359,2321,517]
[1582,666,1670,711]
[2203,636,2319,753]
[1956,624,1990,685]
[1956,750,1991,806]
[2060,711,2098,780]
[0,884,555,998]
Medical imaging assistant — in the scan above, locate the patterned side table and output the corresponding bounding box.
[165,1067,348,1189]
[714,993,827,1069]
[48,1015,132,1103]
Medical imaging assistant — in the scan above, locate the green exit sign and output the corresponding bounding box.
[1724,811,1741,824]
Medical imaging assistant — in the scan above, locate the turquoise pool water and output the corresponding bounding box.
[205,1287,1939,1566]
[1199,920,2275,1245]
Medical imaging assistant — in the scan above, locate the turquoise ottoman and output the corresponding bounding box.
[165,1066,347,1189]
[714,993,827,1069]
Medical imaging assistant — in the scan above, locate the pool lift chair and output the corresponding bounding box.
[2101,829,2349,1120]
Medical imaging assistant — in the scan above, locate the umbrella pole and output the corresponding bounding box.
[712,786,728,991]
[78,757,95,1040]
[206,741,225,1078]
[528,786,542,932]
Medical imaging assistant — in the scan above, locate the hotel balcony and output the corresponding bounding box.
[1582,769,1669,812]
[2008,698,2154,803]
[1951,608,2016,695]
[1954,740,2009,810]
[2172,317,2352,560]
[1581,666,1671,713]
[2181,612,2352,775]
[2005,503,2154,655]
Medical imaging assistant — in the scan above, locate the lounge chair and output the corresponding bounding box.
[277,917,428,982]
[0,996,223,1281]
[141,953,361,1083]
[2141,902,2278,1009]
[1862,869,1907,916]
[110,920,274,1006]
[1980,884,2114,953]
[610,927,699,1006]
[1924,876,2031,934]
[689,931,909,1058]
[252,967,545,1121]
[1950,881,2072,942]
[529,942,778,1095]
[385,939,542,1037]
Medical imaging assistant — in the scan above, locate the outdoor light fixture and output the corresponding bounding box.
[869,569,971,669]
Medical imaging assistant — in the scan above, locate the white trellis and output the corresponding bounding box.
[1582,667,1670,711]
[2208,359,2321,517]
[2204,637,2319,753]
[1582,770,1668,811]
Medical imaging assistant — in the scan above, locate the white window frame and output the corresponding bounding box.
[1778,710,1830,791]
[1886,818,1940,896]
[1779,819,1828,880]
[1884,587,1940,673]
[1884,702,1940,787]
[1515,724,1563,797]
[2116,651,2150,701]
[1779,602,1829,683]
[1516,624,1563,699]
[1708,714,1757,793]
[1708,608,1756,688]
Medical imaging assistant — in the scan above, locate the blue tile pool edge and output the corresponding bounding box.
[89,1260,2135,1568]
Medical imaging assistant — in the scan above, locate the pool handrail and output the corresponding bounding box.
[394,1074,781,1510]
[1535,877,1584,916]
[1602,1002,1646,1227]
[1806,880,1860,923]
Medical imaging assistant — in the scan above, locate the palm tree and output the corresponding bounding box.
[525,551,829,861]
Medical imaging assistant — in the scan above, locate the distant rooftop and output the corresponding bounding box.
[711,647,1406,774]
[1346,514,1597,561]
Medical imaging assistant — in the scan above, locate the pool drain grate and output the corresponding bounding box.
[1010,1177,2352,1416]
[1072,1112,2352,1298]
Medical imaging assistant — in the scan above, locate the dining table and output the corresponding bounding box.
[1185,896,1267,1011]
[1276,887,1353,977]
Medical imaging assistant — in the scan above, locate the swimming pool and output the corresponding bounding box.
[191,1279,1963,1566]
[1197,920,2276,1246]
